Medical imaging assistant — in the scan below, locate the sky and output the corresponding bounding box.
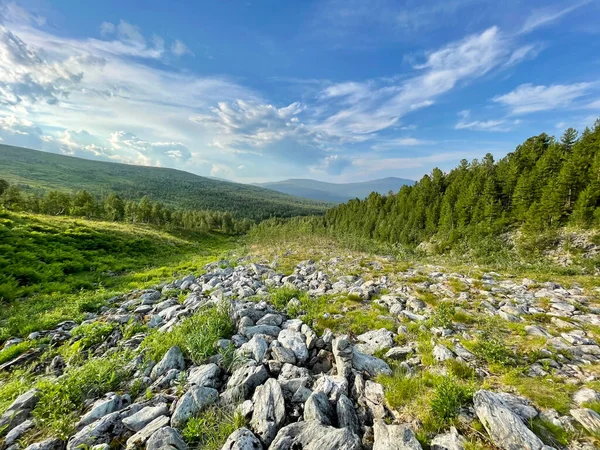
[0,0,599,183]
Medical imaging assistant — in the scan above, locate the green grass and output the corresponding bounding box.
[0,340,36,365]
[378,366,474,433]
[32,352,132,439]
[269,286,305,310]
[502,371,576,414]
[0,212,234,341]
[182,406,247,449]
[142,303,234,364]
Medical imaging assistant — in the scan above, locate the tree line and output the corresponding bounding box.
[0,181,253,234]
[252,121,600,254]
[324,121,600,249]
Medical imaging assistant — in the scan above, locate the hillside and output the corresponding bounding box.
[254,177,414,203]
[0,144,329,220]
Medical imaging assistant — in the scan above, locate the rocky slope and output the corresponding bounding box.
[1,257,600,449]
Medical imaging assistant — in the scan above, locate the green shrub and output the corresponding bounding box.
[142,303,234,364]
[182,406,246,449]
[430,301,455,329]
[530,417,570,446]
[430,376,473,423]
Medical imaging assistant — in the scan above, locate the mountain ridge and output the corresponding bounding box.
[0,144,329,220]
[253,177,415,203]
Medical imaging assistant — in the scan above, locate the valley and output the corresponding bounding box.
[0,126,599,450]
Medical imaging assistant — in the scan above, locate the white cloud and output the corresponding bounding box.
[171,39,193,56]
[191,100,307,148]
[100,22,116,36]
[587,99,600,109]
[0,26,84,107]
[493,83,593,114]
[311,154,353,175]
[454,110,518,131]
[313,27,536,137]
[520,2,589,34]
[371,137,431,150]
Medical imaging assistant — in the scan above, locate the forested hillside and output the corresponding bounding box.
[0,144,329,220]
[252,122,600,260]
[323,123,600,247]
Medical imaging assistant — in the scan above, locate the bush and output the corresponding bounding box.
[430,376,473,422]
[142,303,234,364]
[182,406,246,449]
[430,301,455,329]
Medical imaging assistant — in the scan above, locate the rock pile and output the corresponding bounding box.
[1,259,600,449]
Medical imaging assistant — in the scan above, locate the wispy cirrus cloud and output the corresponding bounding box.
[520,1,590,34]
[493,82,593,114]
[311,26,537,138]
[454,110,520,131]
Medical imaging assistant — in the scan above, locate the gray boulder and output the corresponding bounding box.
[188,363,221,388]
[474,390,544,450]
[23,439,63,450]
[250,378,286,446]
[79,393,127,427]
[67,411,124,450]
[150,346,185,380]
[146,427,187,450]
[352,348,392,377]
[356,329,394,355]
[431,427,466,450]
[337,393,361,436]
[571,408,600,434]
[373,420,422,450]
[123,403,169,431]
[0,389,39,436]
[126,415,170,448]
[222,363,269,402]
[221,428,263,450]
[304,392,335,425]
[332,335,353,378]
[277,329,309,364]
[171,386,218,428]
[4,419,34,446]
[269,420,362,450]
[573,387,600,406]
[433,344,455,362]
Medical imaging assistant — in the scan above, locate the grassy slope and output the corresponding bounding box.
[0,212,236,340]
[0,144,329,220]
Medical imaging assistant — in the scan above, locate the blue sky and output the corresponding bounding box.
[0,0,599,183]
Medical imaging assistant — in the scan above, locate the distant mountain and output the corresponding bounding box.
[253,177,415,203]
[0,144,330,220]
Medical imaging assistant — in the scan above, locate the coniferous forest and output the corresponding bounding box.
[323,123,600,247]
